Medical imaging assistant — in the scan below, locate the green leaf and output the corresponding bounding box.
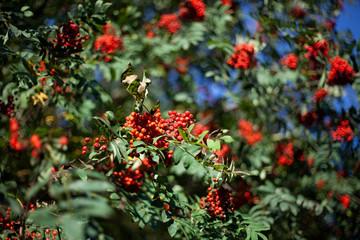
[178,128,189,143]
[110,141,122,164]
[9,24,20,37]
[161,210,170,222]
[105,111,117,125]
[207,139,216,150]
[221,135,234,143]
[197,130,209,142]
[150,100,160,115]
[168,220,178,237]
[93,116,116,139]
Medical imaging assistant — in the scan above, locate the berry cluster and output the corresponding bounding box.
[298,111,317,127]
[221,0,232,6]
[316,179,326,189]
[227,43,256,70]
[123,109,194,167]
[9,118,22,151]
[324,19,336,31]
[94,34,123,55]
[38,61,71,95]
[327,56,354,86]
[339,194,350,210]
[1,204,38,240]
[53,21,88,55]
[214,144,232,164]
[280,53,298,69]
[276,142,294,166]
[38,61,55,85]
[289,5,306,19]
[0,95,15,116]
[157,14,182,34]
[0,205,19,232]
[102,23,117,35]
[233,182,258,209]
[330,120,354,142]
[304,40,330,59]
[313,88,329,102]
[143,23,155,39]
[237,119,262,146]
[199,187,234,218]
[113,168,144,193]
[179,0,206,22]
[175,57,190,74]
[191,123,210,139]
[81,136,107,155]
[30,134,42,158]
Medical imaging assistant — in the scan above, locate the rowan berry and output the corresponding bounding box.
[95,137,100,142]
[84,137,90,142]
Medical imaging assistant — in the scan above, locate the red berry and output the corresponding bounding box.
[95,137,100,142]
[84,137,90,142]
[94,143,100,148]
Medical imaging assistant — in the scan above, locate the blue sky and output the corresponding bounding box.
[337,1,360,39]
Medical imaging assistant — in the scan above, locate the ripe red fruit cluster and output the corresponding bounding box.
[1,204,36,239]
[237,119,262,146]
[327,56,354,86]
[81,136,107,155]
[9,118,23,151]
[227,43,256,70]
[298,111,317,127]
[123,109,194,166]
[0,205,18,232]
[53,21,88,55]
[38,61,71,95]
[214,144,232,164]
[58,136,69,146]
[316,179,326,189]
[233,182,258,209]
[0,95,14,116]
[38,61,55,85]
[221,0,232,6]
[113,168,144,193]
[313,88,329,102]
[179,0,206,22]
[124,110,168,147]
[143,23,155,39]
[339,194,350,210]
[157,14,182,34]
[280,53,298,69]
[199,187,234,218]
[30,134,42,149]
[276,142,294,166]
[330,120,354,142]
[175,57,190,74]
[289,5,306,19]
[304,40,330,59]
[94,30,123,57]
[191,123,210,139]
